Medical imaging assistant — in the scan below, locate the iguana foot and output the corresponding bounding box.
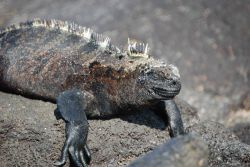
[154,100,185,137]
[54,90,91,167]
[164,100,185,137]
[54,123,90,167]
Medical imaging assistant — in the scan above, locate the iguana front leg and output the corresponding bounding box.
[54,90,91,167]
[164,100,185,137]
[154,100,185,137]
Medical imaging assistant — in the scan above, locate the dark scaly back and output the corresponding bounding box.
[0,19,154,103]
[0,20,108,99]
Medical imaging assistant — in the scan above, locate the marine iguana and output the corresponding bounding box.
[0,19,184,167]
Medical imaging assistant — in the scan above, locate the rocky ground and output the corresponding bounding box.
[0,0,249,166]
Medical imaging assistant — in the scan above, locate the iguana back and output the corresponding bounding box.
[0,19,140,101]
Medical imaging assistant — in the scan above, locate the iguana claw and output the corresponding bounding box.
[54,123,90,167]
[55,90,91,167]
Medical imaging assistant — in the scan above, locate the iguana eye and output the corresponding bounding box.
[137,76,146,84]
[146,71,159,80]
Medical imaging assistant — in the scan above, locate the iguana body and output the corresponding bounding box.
[0,19,184,167]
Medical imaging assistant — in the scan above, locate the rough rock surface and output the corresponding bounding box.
[0,91,201,167]
[0,91,197,167]
[226,108,250,146]
[1,90,250,167]
[128,134,208,167]
[189,121,250,167]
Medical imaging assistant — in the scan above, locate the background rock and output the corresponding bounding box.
[128,134,208,167]
[189,121,250,167]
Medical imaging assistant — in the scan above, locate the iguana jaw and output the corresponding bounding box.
[152,86,180,99]
[136,63,181,101]
[147,77,181,100]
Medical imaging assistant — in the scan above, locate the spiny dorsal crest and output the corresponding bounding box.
[0,19,112,50]
[127,38,150,59]
[91,33,111,50]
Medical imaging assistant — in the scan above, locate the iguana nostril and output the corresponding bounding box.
[170,79,181,89]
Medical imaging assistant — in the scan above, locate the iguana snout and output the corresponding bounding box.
[137,64,181,100]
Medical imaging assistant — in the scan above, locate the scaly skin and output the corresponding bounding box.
[0,19,184,167]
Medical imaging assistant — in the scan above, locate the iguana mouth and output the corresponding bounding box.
[152,87,180,98]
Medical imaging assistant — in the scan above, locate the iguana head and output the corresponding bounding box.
[136,62,181,101]
[122,39,181,102]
